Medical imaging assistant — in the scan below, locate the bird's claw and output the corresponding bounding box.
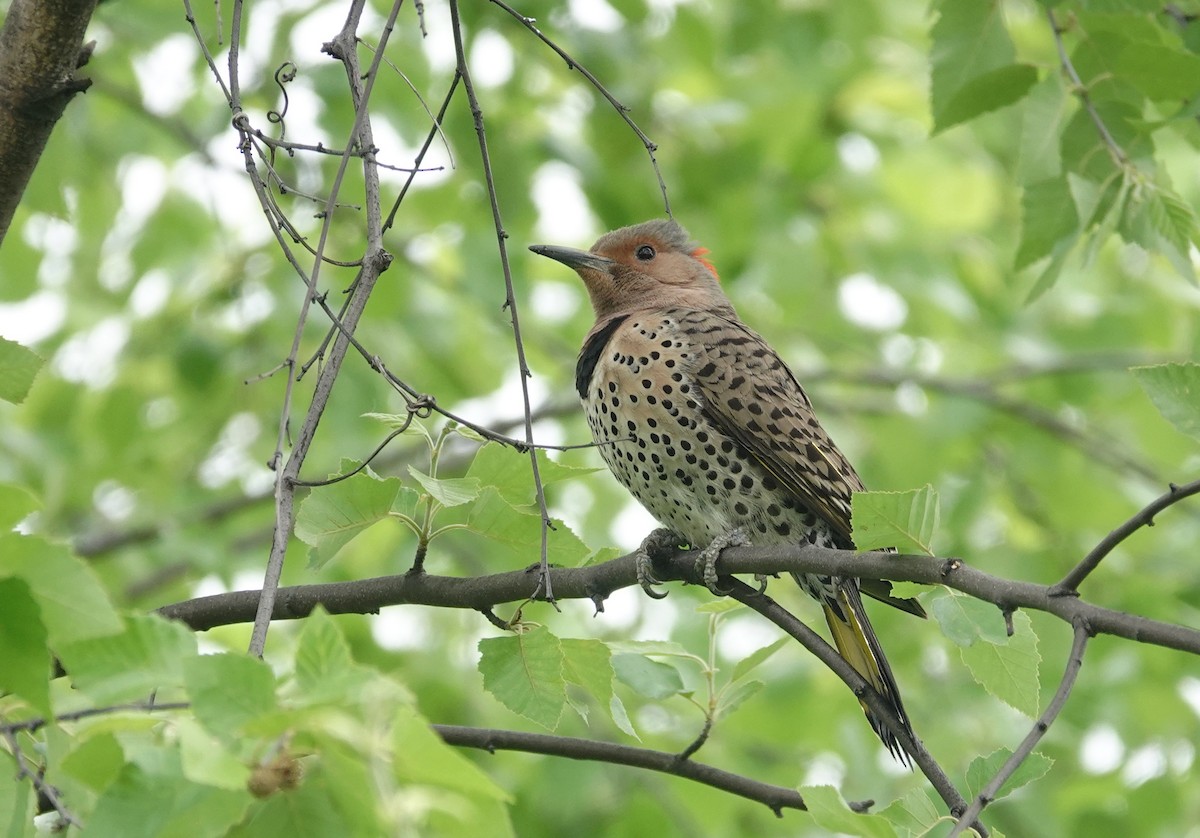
[634,528,683,599]
[696,528,751,595]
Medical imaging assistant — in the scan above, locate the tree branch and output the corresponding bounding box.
[156,544,1200,655]
[0,0,99,243]
[433,724,840,817]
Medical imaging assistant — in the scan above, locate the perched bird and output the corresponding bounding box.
[530,219,925,761]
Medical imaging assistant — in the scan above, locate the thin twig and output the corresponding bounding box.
[449,0,557,604]
[949,620,1091,834]
[488,0,671,216]
[1054,478,1200,592]
[1,728,81,828]
[1046,8,1128,168]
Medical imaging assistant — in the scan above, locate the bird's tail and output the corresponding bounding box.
[822,583,914,765]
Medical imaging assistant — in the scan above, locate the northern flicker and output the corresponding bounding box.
[530,218,925,761]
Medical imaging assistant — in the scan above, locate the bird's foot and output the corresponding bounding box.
[634,528,684,600]
[696,528,751,595]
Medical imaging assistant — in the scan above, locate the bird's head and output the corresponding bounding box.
[530,219,735,321]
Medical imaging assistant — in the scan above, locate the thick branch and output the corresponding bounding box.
[0,0,99,243]
[433,725,829,816]
[157,544,1200,655]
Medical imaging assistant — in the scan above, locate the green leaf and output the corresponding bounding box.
[609,694,638,738]
[467,487,590,566]
[730,636,789,682]
[1117,41,1200,100]
[931,592,1010,646]
[479,627,567,729]
[407,464,481,507]
[293,608,374,704]
[930,0,1020,133]
[1016,177,1079,270]
[0,482,39,530]
[1016,76,1069,182]
[966,747,1055,800]
[934,63,1038,133]
[800,785,900,837]
[393,705,511,800]
[611,653,685,700]
[0,337,43,404]
[852,486,940,554]
[959,610,1041,717]
[1132,363,1200,440]
[887,581,929,601]
[0,532,122,644]
[61,732,125,791]
[561,637,615,710]
[695,598,743,614]
[294,466,403,568]
[879,787,946,834]
[0,577,51,714]
[716,678,765,719]
[57,614,198,704]
[177,718,251,790]
[183,653,277,738]
[466,443,599,507]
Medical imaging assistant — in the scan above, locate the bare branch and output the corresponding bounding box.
[1055,478,1200,593]
[433,724,844,816]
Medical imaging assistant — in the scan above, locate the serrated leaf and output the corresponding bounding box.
[959,610,1041,717]
[731,636,789,682]
[0,337,43,404]
[930,0,1018,133]
[1132,363,1200,440]
[716,678,765,719]
[294,467,403,568]
[0,532,122,644]
[966,748,1054,800]
[852,486,940,554]
[57,614,198,704]
[611,653,685,699]
[801,785,900,838]
[294,608,375,704]
[479,627,566,729]
[183,653,277,738]
[466,443,600,507]
[931,592,1010,646]
[561,637,615,711]
[1016,76,1069,182]
[934,63,1038,133]
[1016,177,1079,270]
[467,487,590,566]
[407,465,481,507]
[0,577,51,714]
[605,639,694,658]
[879,787,945,835]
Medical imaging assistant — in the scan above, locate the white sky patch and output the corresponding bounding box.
[469,30,515,89]
[371,607,432,651]
[93,480,137,523]
[715,614,782,662]
[420,2,457,73]
[836,132,881,175]
[1178,676,1200,718]
[1122,743,1167,787]
[894,380,928,415]
[198,412,263,489]
[133,34,198,116]
[837,272,908,331]
[1080,723,1125,773]
[216,279,277,333]
[54,316,130,388]
[130,271,172,319]
[801,752,846,788]
[0,291,67,345]
[529,280,583,326]
[610,500,659,549]
[143,397,179,428]
[532,161,597,244]
[23,211,78,288]
[568,0,623,31]
[101,156,170,292]
[174,154,274,249]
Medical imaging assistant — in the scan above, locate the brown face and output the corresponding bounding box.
[530,220,731,320]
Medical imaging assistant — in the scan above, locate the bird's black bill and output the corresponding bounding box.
[529,244,616,273]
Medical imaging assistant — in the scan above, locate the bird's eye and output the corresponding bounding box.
[636,245,656,261]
